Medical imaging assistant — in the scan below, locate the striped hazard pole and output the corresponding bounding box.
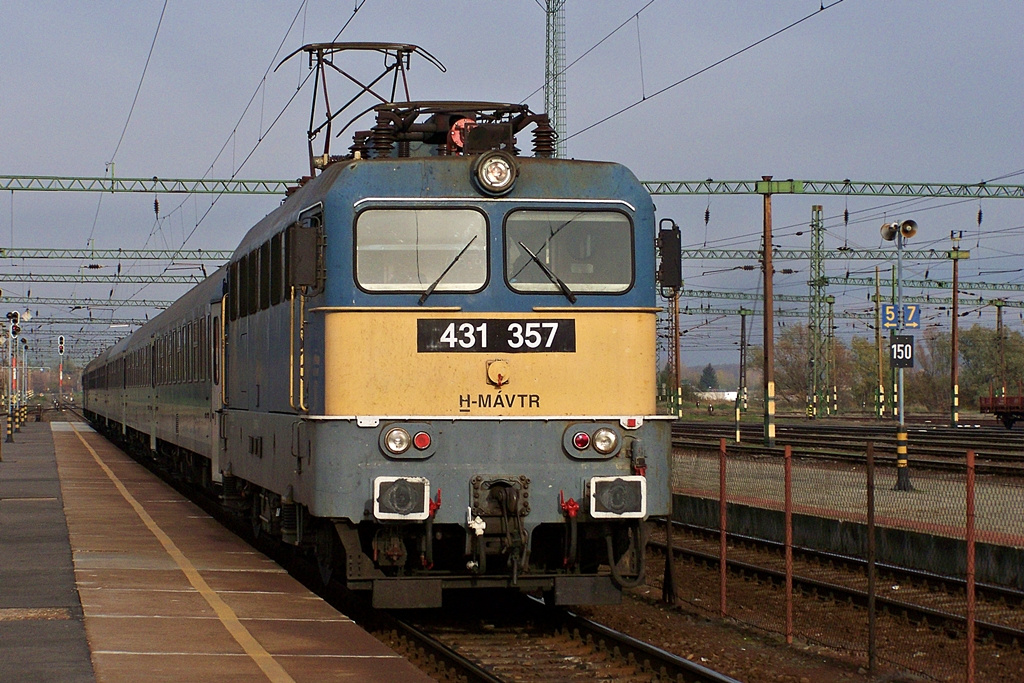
[894,428,911,490]
[892,335,914,491]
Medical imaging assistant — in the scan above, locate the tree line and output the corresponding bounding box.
[757,323,1024,413]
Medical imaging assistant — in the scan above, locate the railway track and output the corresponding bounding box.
[654,521,1024,649]
[673,421,1024,474]
[379,594,741,683]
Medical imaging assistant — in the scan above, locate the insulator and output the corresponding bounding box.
[154,197,159,216]
[371,113,396,158]
[843,208,849,226]
[397,140,410,158]
[532,119,556,158]
[704,207,710,225]
[348,130,372,159]
[977,207,983,225]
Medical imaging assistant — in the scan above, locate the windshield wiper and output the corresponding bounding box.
[418,235,478,305]
[509,213,583,281]
[517,241,576,304]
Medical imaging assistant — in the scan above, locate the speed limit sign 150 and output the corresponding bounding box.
[890,335,914,368]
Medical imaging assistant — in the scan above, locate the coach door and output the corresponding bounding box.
[210,300,225,482]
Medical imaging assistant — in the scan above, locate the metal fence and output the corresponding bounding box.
[666,439,1024,682]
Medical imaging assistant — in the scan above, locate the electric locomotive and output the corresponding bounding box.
[84,43,674,608]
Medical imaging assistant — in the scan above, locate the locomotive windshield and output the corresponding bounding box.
[505,210,633,294]
[355,209,487,292]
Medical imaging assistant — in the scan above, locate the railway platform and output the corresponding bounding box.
[0,421,433,682]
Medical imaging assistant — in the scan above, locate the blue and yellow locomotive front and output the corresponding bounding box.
[299,144,671,607]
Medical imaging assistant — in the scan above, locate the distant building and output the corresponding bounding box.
[697,390,737,403]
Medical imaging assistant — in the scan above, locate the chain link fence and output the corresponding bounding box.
[668,440,1024,682]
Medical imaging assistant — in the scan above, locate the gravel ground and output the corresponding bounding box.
[577,548,991,683]
[580,588,882,683]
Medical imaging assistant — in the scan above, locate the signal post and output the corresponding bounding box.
[5,311,20,442]
[58,335,65,399]
[880,220,919,491]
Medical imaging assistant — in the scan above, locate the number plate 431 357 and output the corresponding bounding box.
[417,319,576,353]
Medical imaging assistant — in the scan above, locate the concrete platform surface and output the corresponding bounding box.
[1,422,433,682]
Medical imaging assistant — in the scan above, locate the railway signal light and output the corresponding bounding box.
[7,311,19,338]
[58,335,65,355]
[656,219,682,292]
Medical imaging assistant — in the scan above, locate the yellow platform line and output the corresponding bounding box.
[70,424,295,683]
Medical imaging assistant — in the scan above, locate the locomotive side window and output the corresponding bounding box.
[248,250,260,316]
[259,241,271,311]
[355,209,487,293]
[238,255,249,318]
[270,233,283,306]
[228,261,239,321]
[505,210,633,294]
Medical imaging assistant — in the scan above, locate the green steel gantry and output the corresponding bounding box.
[0,296,174,308]
[679,287,1024,309]
[0,175,290,194]
[1,248,232,260]
[3,175,1023,198]
[643,178,1024,198]
[0,273,203,284]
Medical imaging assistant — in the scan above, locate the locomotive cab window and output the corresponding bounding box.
[355,209,487,293]
[505,210,633,294]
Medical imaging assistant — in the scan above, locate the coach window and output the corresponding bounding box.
[188,320,196,382]
[355,209,487,293]
[155,338,162,385]
[178,327,184,383]
[212,315,220,385]
[201,316,208,381]
[505,210,633,294]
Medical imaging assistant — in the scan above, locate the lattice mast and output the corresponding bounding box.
[544,0,566,158]
[807,205,828,418]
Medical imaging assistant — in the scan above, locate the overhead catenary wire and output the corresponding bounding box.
[566,0,847,142]
[118,1,367,310]
[79,0,169,304]
[519,0,658,106]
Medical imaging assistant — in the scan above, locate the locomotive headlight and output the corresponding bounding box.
[592,428,619,455]
[384,427,412,454]
[374,476,430,520]
[472,150,518,196]
[590,475,647,519]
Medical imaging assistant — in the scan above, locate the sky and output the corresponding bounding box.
[1,0,1023,369]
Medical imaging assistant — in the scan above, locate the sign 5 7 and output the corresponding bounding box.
[882,303,921,329]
